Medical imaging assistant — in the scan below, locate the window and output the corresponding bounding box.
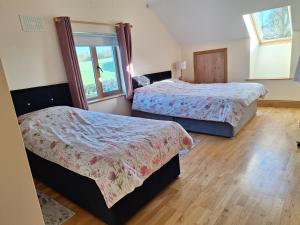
[251,6,292,43]
[243,6,293,80]
[74,33,123,101]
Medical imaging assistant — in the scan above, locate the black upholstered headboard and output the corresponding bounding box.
[132,71,172,90]
[10,83,73,116]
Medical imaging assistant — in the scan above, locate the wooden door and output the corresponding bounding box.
[194,48,228,83]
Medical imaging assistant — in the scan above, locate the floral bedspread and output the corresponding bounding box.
[18,106,192,208]
[132,80,267,127]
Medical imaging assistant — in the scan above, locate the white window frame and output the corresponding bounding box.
[74,33,124,102]
[250,6,293,45]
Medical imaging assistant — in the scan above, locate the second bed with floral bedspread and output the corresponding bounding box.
[132,79,267,127]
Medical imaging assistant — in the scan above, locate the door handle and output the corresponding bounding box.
[97,65,103,73]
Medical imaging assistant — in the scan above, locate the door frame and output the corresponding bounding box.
[193,48,228,83]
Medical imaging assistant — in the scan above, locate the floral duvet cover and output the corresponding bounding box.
[132,79,267,127]
[18,106,193,208]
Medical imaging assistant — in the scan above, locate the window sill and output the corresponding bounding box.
[246,77,292,81]
[88,93,125,105]
[259,39,292,46]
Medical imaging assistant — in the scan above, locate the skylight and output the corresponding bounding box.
[251,6,292,43]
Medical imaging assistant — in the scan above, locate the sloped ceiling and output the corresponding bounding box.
[146,0,300,45]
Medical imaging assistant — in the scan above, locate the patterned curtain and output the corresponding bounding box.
[116,23,134,99]
[54,17,88,110]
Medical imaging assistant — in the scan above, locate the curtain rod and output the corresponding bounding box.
[53,17,133,27]
[71,20,133,28]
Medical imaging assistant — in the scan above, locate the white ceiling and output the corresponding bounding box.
[146,0,300,45]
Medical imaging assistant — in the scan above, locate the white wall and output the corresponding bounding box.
[89,96,132,115]
[250,42,292,79]
[0,0,181,115]
[182,32,300,101]
[0,59,44,225]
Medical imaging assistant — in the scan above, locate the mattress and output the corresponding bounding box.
[18,106,193,208]
[132,79,267,127]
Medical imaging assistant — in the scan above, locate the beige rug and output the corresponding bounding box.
[37,191,75,225]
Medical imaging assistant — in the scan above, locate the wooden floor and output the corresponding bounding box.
[36,107,300,225]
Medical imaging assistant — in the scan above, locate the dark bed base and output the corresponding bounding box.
[10,83,181,225]
[132,110,235,138]
[27,151,180,225]
[132,100,257,138]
